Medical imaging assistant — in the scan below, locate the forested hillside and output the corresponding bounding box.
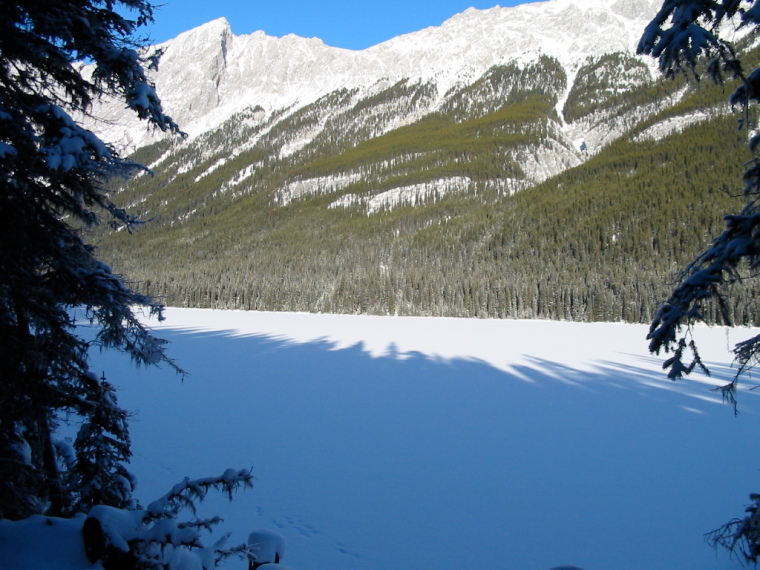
[94,44,760,325]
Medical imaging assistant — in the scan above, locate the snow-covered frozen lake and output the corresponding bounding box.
[87,309,760,569]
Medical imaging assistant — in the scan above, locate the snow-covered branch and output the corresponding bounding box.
[146,469,254,519]
[83,468,255,569]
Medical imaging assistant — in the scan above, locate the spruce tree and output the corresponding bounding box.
[640,0,760,563]
[0,0,181,520]
[69,373,136,514]
[640,1,760,397]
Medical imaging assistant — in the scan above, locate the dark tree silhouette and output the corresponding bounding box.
[640,1,760,563]
[0,0,182,520]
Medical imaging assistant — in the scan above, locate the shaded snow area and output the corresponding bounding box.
[7,309,760,569]
[0,515,99,569]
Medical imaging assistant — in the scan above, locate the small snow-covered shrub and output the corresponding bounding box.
[82,469,254,570]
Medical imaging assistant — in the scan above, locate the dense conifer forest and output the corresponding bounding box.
[94,51,760,325]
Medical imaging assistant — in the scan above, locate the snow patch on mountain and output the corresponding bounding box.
[277,173,363,206]
[206,166,258,199]
[517,140,584,185]
[633,108,726,142]
[329,177,473,215]
[365,177,472,214]
[194,156,229,182]
[561,96,675,157]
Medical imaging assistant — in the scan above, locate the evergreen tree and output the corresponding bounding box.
[0,3,261,568]
[640,1,760,397]
[640,0,760,563]
[69,373,136,514]
[0,0,181,520]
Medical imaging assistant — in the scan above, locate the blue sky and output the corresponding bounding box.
[137,0,531,50]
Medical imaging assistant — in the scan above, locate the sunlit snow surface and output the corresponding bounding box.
[84,309,760,569]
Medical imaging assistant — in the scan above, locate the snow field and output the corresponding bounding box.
[83,309,760,569]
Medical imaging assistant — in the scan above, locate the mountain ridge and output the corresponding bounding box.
[90,0,663,151]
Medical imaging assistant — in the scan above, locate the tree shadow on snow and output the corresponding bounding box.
[148,325,759,417]
[90,325,760,570]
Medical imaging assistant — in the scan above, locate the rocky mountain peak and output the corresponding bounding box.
[89,0,662,151]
